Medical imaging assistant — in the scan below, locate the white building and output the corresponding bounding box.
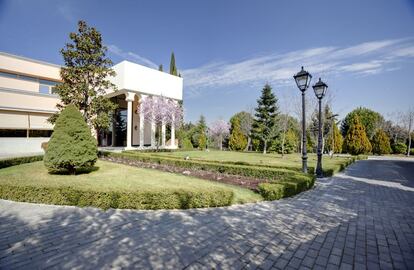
[0,52,183,156]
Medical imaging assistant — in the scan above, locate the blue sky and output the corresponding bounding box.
[0,0,413,123]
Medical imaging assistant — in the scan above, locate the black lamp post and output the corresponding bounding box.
[293,66,312,173]
[312,78,328,178]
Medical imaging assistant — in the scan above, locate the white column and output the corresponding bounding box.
[151,120,156,148]
[171,115,176,148]
[125,92,135,150]
[139,100,145,148]
[161,121,166,147]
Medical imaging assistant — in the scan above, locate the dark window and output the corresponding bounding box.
[0,129,26,137]
[29,130,53,137]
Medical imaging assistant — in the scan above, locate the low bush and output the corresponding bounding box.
[0,185,233,210]
[257,183,285,200]
[392,142,407,154]
[181,138,194,150]
[0,155,44,169]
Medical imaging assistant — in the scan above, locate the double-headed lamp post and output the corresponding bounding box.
[312,78,328,178]
[293,67,312,173]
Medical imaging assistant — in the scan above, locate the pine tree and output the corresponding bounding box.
[343,115,372,155]
[44,105,97,174]
[194,115,207,150]
[158,64,163,72]
[229,118,248,151]
[50,21,117,131]
[251,84,279,154]
[371,129,391,155]
[169,52,178,76]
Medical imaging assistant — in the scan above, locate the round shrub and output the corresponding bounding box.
[44,105,97,174]
[392,142,407,154]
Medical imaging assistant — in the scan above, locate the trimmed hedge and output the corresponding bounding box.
[0,185,233,210]
[107,151,311,181]
[0,155,44,169]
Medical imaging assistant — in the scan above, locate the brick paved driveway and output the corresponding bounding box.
[0,157,413,269]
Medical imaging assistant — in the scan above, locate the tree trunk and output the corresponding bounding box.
[281,131,286,158]
[245,136,251,152]
[263,141,267,154]
[219,135,223,151]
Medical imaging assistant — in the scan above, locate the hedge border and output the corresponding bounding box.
[0,184,234,210]
[0,155,44,169]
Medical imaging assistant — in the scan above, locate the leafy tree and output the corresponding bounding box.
[343,116,372,155]
[230,111,253,151]
[209,120,230,150]
[341,107,384,139]
[169,52,178,76]
[325,122,343,154]
[50,20,117,131]
[271,129,298,154]
[229,118,248,151]
[251,84,279,154]
[371,129,391,155]
[44,105,97,174]
[392,142,407,154]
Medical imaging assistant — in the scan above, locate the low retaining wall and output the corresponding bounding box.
[0,137,47,156]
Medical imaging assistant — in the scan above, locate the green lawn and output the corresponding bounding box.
[151,150,355,174]
[0,160,262,205]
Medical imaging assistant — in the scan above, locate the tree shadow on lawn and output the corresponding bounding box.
[0,167,413,269]
[48,166,100,175]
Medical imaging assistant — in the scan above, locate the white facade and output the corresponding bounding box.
[0,53,183,155]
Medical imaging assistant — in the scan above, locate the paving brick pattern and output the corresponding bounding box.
[0,157,413,269]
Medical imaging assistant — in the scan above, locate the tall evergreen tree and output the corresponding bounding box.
[193,115,207,150]
[251,84,279,154]
[341,107,384,139]
[371,129,391,155]
[325,122,343,154]
[229,118,248,151]
[158,64,163,72]
[343,116,372,155]
[50,20,117,131]
[169,52,178,76]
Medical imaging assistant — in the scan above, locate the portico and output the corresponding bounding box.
[99,60,183,150]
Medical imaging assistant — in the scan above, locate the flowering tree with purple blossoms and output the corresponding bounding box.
[139,95,183,148]
[209,119,230,150]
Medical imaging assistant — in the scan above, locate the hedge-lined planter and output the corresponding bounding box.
[0,185,233,210]
[101,151,317,201]
[0,155,44,169]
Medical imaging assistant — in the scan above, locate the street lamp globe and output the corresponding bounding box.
[293,66,312,91]
[312,77,328,99]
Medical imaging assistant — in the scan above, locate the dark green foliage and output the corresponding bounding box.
[0,155,43,169]
[182,138,194,150]
[0,185,233,210]
[343,116,372,155]
[252,84,279,154]
[392,142,407,154]
[194,115,207,150]
[229,118,248,151]
[169,52,178,76]
[371,129,391,155]
[158,64,163,71]
[44,105,97,174]
[325,122,343,153]
[50,21,117,131]
[341,107,384,139]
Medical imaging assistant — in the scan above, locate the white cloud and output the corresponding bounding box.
[182,38,414,97]
[107,44,158,69]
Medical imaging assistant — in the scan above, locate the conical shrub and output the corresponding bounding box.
[343,115,372,155]
[44,105,97,174]
[371,129,391,155]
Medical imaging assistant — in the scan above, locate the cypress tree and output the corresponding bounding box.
[195,115,207,150]
[169,52,178,76]
[371,129,391,155]
[229,118,248,151]
[44,105,97,174]
[343,115,372,155]
[325,122,344,154]
[252,84,279,154]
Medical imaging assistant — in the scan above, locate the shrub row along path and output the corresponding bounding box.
[1,157,413,270]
